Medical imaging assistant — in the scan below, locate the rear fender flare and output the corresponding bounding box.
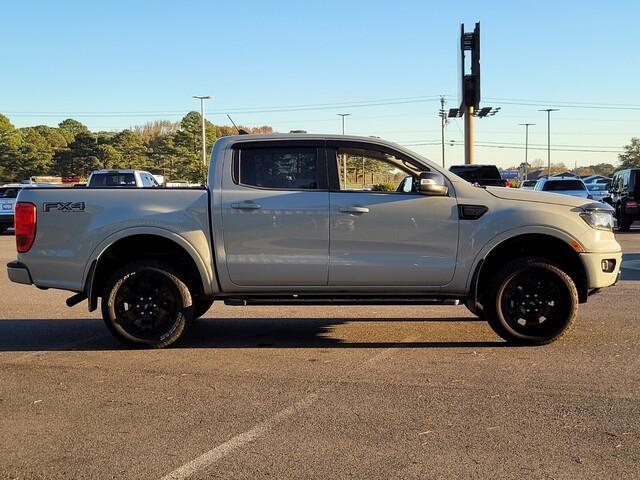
[82,227,216,311]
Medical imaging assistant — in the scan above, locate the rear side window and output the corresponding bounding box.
[542,180,586,191]
[0,187,20,199]
[90,173,137,187]
[236,147,319,190]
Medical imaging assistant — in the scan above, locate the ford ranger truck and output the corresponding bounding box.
[6,134,622,348]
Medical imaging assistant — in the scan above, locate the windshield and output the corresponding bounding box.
[587,184,608,192]
[0,187,20,199]
[90,173,136,187]
[543,180,586,191]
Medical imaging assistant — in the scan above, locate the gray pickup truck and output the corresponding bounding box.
[7,134,622,347]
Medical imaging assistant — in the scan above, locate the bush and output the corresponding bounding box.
[371,182,396,192]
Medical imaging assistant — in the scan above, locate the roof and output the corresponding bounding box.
[89,169,151,174]
[539,176,586,183]
[213,133,437,167]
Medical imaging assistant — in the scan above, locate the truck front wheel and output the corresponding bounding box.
[484,257,578,345]
[101,260,193,348]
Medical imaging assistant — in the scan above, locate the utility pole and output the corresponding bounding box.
[193,95,211,169]
[519,123,535,180]
[539,108,558,177]
[337,113,350,188]
[439,96,447,168]
[464,105,475,164]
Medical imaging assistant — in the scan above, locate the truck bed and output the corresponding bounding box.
[13,187,214,293]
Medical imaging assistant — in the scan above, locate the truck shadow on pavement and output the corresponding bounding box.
[0,316,512,352]
[621,253,640,281]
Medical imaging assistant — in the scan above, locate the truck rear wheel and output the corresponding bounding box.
[484,257,578,345]
[101,260,193,348]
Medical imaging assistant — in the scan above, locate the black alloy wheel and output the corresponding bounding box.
[485,257,578,345]
[102,261,192,348]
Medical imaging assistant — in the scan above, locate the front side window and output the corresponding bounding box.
[238,147,319,190]
[334,147,420,192]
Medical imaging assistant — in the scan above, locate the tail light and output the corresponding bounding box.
[627,200,638,208]
[15,202,37,253]
[587,194,593,200]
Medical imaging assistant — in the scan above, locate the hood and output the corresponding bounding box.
[485,186,590,207]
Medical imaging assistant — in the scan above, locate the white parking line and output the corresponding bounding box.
[159,338,415,480]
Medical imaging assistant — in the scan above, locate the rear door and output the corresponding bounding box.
[327,142,459,287]
[220,141,330,286]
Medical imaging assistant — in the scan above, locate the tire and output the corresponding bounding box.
[616,205,631,231]
[464,299,484,318]
[193,297,214,319]
[484,257,578,345]
[101,260,193,348]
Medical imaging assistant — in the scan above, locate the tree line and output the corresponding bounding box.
[0,112,272,183]
[1,110,638,184]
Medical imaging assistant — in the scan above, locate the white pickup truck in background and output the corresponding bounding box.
[7,134,622,348]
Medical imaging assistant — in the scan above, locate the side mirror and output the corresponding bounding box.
[418,171,448,196]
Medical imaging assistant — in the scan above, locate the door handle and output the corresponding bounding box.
[231,202,262,210]
[339,206,370,214]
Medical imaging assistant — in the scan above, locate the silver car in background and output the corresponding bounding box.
[534,177,593,199]
[0,185,21,233]
[586,182,610,203]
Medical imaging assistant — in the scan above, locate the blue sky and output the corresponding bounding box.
[1,0,638,168]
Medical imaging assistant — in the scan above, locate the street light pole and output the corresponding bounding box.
[519,123,535,180]
[193,96,211,170]
[337,113,350,135]
[539,109,558,177]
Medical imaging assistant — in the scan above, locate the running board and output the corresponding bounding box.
[223,296,461,306]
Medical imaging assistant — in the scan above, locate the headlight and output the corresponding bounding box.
[580,207,614,231]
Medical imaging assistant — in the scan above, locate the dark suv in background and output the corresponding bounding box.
[449,165,509,187]
[610,168,639,231]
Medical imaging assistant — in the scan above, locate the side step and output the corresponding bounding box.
[223,296,461,306]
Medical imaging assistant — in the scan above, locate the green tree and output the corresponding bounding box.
[589,163,615,177]
[0,114,23,181]
[54,133,100,177]
[96,144,121,169]
[15,127,56,178]
[110,130,148,169]
[58,118,90,143]
[618,138,640,169]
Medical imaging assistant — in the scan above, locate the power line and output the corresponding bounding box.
[485,96,640,111]
[1,95,445,117]
[402,141,622,154]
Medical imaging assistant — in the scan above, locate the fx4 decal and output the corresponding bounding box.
[43,202,86,212]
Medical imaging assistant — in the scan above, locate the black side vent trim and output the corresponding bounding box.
[458,204,488,220]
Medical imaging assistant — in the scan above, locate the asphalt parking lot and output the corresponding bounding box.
[1,231,639,479]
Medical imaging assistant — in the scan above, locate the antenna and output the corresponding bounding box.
[227,114,250,135]
[227,114,240,133]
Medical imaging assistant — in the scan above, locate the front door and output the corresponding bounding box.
[221,142,330,286]
[327,143,458,287]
